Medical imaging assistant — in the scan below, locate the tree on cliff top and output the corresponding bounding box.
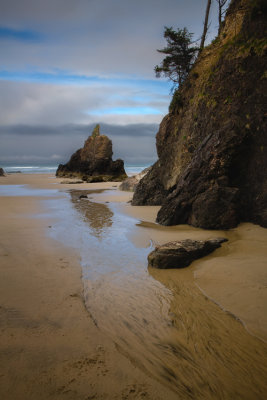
[154,27,198,89]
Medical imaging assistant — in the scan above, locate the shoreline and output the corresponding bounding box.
[1,173,267,399]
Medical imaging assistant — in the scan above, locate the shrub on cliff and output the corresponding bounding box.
[154,27,198,89]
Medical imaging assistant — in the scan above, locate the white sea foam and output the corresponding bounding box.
[3,164,151,175]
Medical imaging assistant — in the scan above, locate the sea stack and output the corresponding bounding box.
[56,125,127,182]
[132,0,267,229]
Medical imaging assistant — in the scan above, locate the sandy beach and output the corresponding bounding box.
[0,173,267,399]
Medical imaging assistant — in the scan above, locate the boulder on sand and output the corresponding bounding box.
[148,238,227,269]
[0,168,5,176]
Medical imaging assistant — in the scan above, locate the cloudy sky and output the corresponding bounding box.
[0,0,226,166]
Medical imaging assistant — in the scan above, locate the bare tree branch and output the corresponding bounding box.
[200,0,212,51]
[216,0,229,34]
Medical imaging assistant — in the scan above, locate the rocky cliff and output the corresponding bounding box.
[133,0,267,229]
[56,125,127,182]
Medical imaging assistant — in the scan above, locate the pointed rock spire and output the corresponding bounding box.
[56,125,127,182]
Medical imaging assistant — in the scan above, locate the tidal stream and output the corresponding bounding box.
[48,188,267,399]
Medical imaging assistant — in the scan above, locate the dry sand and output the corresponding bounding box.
[0,173,267,399]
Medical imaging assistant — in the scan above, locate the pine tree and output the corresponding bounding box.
[155,27,198,88]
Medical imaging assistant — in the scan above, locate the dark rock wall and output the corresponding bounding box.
[133,0,267,229]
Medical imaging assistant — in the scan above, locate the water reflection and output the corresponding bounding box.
[70,190,113,238]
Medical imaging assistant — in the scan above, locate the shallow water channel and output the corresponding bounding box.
[46,188,267,399]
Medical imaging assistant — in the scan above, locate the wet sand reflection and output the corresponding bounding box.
[70,190,113,238]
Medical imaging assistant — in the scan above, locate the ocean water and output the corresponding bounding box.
[3,166,58,174]
[2,164,151,176]
[124,164,151,176]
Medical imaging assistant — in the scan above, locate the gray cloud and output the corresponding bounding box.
[0,80,168,126]
[1,0,223,76]
[0,123,158,165]
[0,122,158,137]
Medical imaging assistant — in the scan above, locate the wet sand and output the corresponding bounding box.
[0,173,267,399]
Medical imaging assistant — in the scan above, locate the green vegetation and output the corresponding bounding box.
[155,27,199,115]
[223,96,233,104]
[155,27,198,89]
[91,124,100,138]
[169,90,184,113]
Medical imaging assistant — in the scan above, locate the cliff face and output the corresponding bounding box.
[133,0,267,229]
[56,125,127,181]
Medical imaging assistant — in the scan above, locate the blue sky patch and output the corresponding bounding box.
[0,26,43,42]
[0,69,171,94]
[89,107,161,116]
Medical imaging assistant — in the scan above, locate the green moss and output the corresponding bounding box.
[207,98,217,108]
[91,124,100,138]
[237,38,267,56]
[211,36,220,46]
[199,92,206,99]
[169,90,183,113]
[85,173,127,183]
[224,96,233,104]
[174,127,179,137]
